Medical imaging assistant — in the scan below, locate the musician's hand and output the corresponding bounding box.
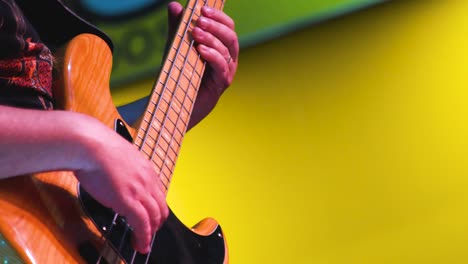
[73,115,169,254]
[167,1,239,129]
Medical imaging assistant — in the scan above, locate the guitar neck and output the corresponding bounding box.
[133,0,226,195]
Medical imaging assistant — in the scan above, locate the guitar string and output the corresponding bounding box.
[142,0,227,262]
[141,0,199,194]
[137,0,207,261]
[144,0,205,193]
[142,1,225,262]
[135,1,199,190]
[95,213,119,263]
[97,0,224,261]
[143,0,209,262]
[136,0,206,261]
[95,1,200,262]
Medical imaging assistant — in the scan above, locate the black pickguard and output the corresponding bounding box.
[78,188,226,264]
[77,119,226,263]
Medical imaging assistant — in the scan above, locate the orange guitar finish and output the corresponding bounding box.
[0,0,229,262]
[0,33,117,264]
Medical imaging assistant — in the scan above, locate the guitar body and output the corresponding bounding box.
[0,33,228,263]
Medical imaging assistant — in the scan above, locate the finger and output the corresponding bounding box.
[196,13,239,63]
[192,26,230,63]
[124,202,152,254]
[150,181,170,230]
[156,185,170,223]
[197,44,231,89]
[167,1,184,37]
[201,6,235,30]
[141,190,162,236]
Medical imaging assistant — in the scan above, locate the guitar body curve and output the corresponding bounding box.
[0,33,228,263]
[0,174,227,263]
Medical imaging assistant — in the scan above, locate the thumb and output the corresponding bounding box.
[167,1,184,39]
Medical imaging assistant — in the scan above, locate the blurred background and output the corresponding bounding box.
[69,0,468,263]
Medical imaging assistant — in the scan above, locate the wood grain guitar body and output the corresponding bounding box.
[0,11,228,263]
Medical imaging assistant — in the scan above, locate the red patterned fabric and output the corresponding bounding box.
[0,0,54,110]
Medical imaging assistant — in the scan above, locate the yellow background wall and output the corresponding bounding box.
[114,1,468,263]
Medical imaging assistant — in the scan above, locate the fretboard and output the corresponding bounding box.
[133,0,225,195]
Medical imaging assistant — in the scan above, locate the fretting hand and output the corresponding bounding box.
[167,1,239,129]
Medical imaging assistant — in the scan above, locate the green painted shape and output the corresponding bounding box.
[89,0,385,87]
[95,8,169,88]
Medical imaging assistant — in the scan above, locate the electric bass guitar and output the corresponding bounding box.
[0,0,228,263]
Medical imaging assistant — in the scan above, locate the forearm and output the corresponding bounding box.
[0,105,94,178]
[0,106,170,252]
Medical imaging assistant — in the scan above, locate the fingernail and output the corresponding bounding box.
[192,27,203,36]
[202,6,213,15]
[197,17,208,29]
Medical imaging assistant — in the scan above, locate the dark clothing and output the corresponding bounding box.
[0,0,112,109]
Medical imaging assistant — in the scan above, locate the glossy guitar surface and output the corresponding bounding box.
[0,0,229,262]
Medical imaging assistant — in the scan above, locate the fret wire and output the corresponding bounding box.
[186,60,195,69]
[173,92,185,108]
[166,114,178,128]
[158,131,171,146]
[183,38,193,46]
[144,0,225,262]
[156,0,209,156]
[154,0,217,176]
[140,131,172,184]
[154,145,166,161]
[136,9,192,154]
[151,95,189,170]
[168,63,183,74]
[160,93,172,107]
[151,140,179,170]
[160,0,224,182]
[142,127,158,143]
[143,0,201,190]
[168,92,183,109]
[141,148,153,159]
[161,163,173,179]
[160,176,170,190]
[169,73,181,84]
[164,154,176,168]
[101,0,226,262]
[162,0,210,172]
[157,136,170,154]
